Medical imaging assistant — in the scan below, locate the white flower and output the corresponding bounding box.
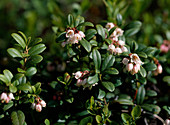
[111,36,118,41]
[78,31,85,38]
[121,46,128,52]
[115,28,124,36]
[31,103,36,109]
[108,44,115,54]
[36,104,42,112]
[67,36,78,44]
[74,33,82,41]
[131,64,139,75]
[126,63,133,72]
[114,47,122,54]
[40,100,46,107]
[122,58,129,65]
[157,64,162,74]
[130,54,143,65]
[118,40,125,46]
[73,71,82,79]
[106,23,115,30]
[8,93,15,100]
[1,93,7,100]
[66,30,74,38]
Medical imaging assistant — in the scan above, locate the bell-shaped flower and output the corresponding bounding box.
[118,40,125,46]
[8,93,15,100]
[73,71,83,79]
[1,93,7,101]
[126,63,133,72]
[106,23,115,30]
[130,54,143,65]
[78,31,85,38]
[66,29,74,38]
[121,46,128,52]
[40,100,46,107]
[36,104,42,112]
[157,64,163,74]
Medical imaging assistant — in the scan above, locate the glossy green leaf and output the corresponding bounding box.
[121,113,131,123]
[11,110,25,125]
[9,85,17,93]
[25,67,37,76]
[96,115,102,123]
[146,90,157,97]
[90,40,97,46]
[85,29,97,40]
[29,44,46,56]
[102,81,115,92]
[18,31,27,43]
[78,22,94,27]
[116,14,122,26]
[101,55,115,71]
[17,84,31,91]
[75,15,84,27]
[7,48,22,58]
[96,24,105,39]
[141,104,161,114]
[131,105,141,118]
[3,102,13,111]
[56,32,66,42]
[108,27,116,37]
[3,69,13,82]
[87,74,99,85]
[98,89,105,99]
[163,106,170,115]
[143,63,157,71]
[138,52,147,58]
[116,99,134,105]
[12,33,26,49]
[0,74,8,83]
[139,66,147,77]
[79,116,93,125]
[92,49,101,73]
[80,40,92,52]
[68,14,73,26]
[29,55,43,64]
[136,85,145,105]
[104,68,119,75]
[44,119,50,125]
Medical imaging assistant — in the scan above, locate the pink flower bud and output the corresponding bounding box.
[66,30,74,38]
[5,97,10,103]
[73,71,82,79]
[126,63,133,72]
[78,31,85,38]
[36,104,42,112]
[118,40,125,46]
[115,47,122,54]
[131,65,139,75]
[1,93,8,101]
[40,100,46,107]
[76,79,83,87]
[157,64,162,74]
[160,44,169,53]
[8,93,15,100]
[108,44,115,54]
[31,103,36,109]
[121,46,128,52]
[122,58,129,65]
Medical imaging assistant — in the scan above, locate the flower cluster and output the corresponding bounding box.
[61,28,85,47]
[122,53,143,75]
[153,59,163,76]
[106,23,128,55]
[31,97,46,112]
[0,92,15,103]
[160,40,170,53]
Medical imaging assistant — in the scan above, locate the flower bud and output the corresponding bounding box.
[73,71,82,79]
[121,46,128,52]
[8,93,15,100]
[31,103,36,110]
[66,30,74,38]
[1,93,7,101]
[165,119,170,125]
[5,97,10,103]
[76,79,83,87]
[40,100,46,107]
[115,28,124,36]
[36,104,42,112]
[108,44,115,54]
[115,47,122,54]
[131,65,139,75]
[78,31,85,38]
[122,58,129,65]
[157,64,162,74]
[126,63,133,72]
[118,40,125,46]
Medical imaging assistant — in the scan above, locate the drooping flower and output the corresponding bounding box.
[78,31,85,38]
[36,104,42,112]
[8,93,15,100]
[106,23,115,30]
[73,71,83,79]
[118,40,125,46]
[108,44,115,54]
[1,93,7,101]
[40,100,46,107]
[121,46,128,52]
[66,29,74,38]
[126,63,133,72]
[130,54,143,65]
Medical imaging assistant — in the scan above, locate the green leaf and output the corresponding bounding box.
[9,85,17,93]
[96,115,102,123]
[98,89,105,99]
[78,22,94,27]
[116,99,134,105]
[80,40,92,52]
[12,33,26,49]
[85,29,97,40]
[17,68,25,73]
[131,105,141,118]
[163,106,170,115]
[92,49,101,73]
[75,15,84,27]
[29,55,43,64]
[102,81,115,92]
[7,48,22,58]
[96,24,105,39]
[146,90,157,97]
[136,85,145,105]
[108,27,116,37]
[138,52,147,58]
[44,119,50,125]
[56,32,66,42]
[68,14,73,27]
[79,116,93,125]
[17,84,31,91]
[87,74,99,85]
[121,113,131,123]
[11,110,25,125]
[116,14,122,26]
[141,104,161,114]
[101,55,115,71]
[104,68,119,75]
[29,44,46,56]
[25,67,37,76]
[18,31,27,44]
[3,102,13,111]
[90,40,98,46]
[143,63,157,71]
[139,66,147,77]
[3,69,13,82]
[0,74,8,83]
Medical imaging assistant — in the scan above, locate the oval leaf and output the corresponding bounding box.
[96,24,105,39]
[28,44,46,56]
[25,67,37,77]
[92,49,101,73]
[101,55,115,71]
[102,81,115,92]
[7,48,22,58]
[136,85,145,105]
[80,40,92,52]
[87,74,99,85]
[12,33,26,49]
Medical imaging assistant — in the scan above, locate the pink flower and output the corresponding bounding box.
[31,103,36,109]
[131,65,139,75]
[157,64,162,74]
[74,33,82,41]
[122,58,129,65]
[106,23,115,30]
[108,44,115,54]
[5,97,10,103]
[1,93,7,101]
[130,53,143,65]
[118,40,125,46]
[115,28,124,36]
[36,104,42,112]
[114,47,122,54]
[126,63,133,72]
[121,46,128,52]
[73,71,83,79]
[66,30,74,38]
[78,31,85,38]
[160,44,169,53]
[40,100,46,107]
